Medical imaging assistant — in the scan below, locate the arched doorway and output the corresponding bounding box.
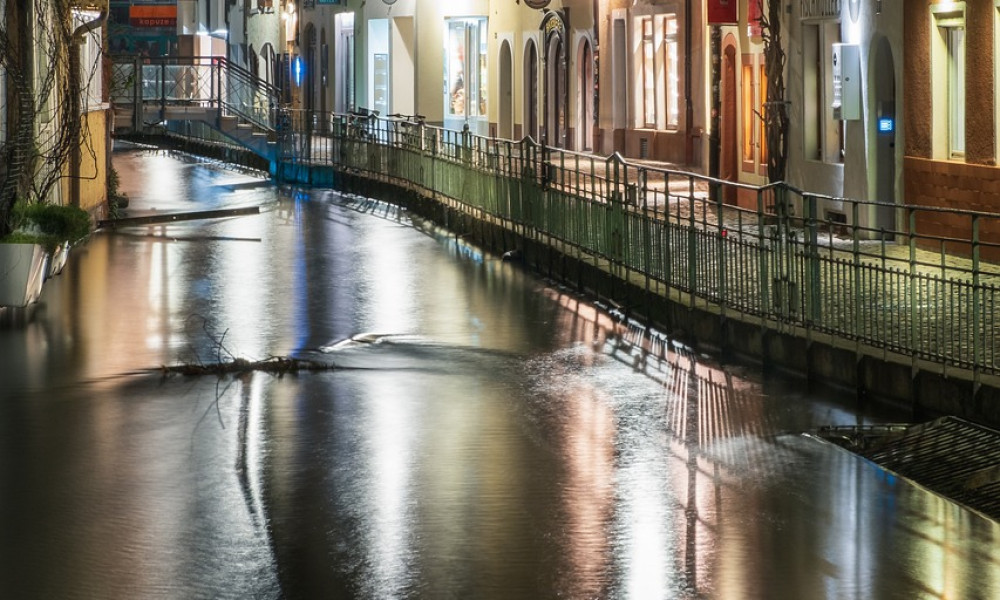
[524,40,539,140]
[499,40,514,140]
[873,37,896,237]
[720,38,738,204]
[576,38,594,151]
[544,24,567,148]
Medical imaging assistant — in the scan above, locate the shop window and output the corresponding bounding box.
[742,62,754,163]
[633,13,678,130]
[931,4,965,160]
[947,27,965,158]
[445,18,488,120]
[759,63,768,168]
[664,16,679,128]
[641,18,656,127]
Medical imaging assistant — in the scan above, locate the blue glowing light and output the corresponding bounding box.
[294,56,303,87]
[878,117,894,133]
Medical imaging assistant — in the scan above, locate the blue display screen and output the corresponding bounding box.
[878,117,894,133]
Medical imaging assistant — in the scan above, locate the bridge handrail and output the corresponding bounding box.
[109,54,280,133]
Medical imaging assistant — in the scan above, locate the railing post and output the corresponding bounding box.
[688,172,697,300]
[804,194,820,323]
[132,56,142,131]
[908,208,918,360]
[972,214,981,385]
[716,180,726,310]
[757,188,769,316]
[852,201,862,340]
[159,60,167,118]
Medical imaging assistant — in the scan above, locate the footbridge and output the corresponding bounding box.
[110,55,281,166]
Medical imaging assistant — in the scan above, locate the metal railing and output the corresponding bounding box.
[271,109,1000,378]
[109,55,280,133]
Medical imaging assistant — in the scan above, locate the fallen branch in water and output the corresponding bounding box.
[159,355,336,377]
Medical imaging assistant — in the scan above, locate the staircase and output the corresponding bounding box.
[110,55,281,164]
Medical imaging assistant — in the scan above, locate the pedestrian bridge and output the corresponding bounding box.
[109,54,1000,426]
[110,55,280,164]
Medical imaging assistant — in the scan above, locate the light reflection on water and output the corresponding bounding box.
[0,148,998,598]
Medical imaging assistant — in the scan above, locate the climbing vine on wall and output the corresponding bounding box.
[0,0,104,236]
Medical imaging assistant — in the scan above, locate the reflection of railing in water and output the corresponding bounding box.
[273,110,1000,379]
[543,286,791,474]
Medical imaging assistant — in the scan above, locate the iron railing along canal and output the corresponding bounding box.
[274,110,1000,378]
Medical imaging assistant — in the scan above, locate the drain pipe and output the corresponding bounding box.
[69,6,108,209]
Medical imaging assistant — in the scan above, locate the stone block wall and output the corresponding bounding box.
[905,156,1000,261]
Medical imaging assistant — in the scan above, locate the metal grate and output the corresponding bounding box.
[820,417,1000,521]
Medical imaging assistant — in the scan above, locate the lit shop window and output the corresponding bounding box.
[759,63,768,166]
[742,62,754,163]
[445,18,488,119]
[947,26,965,158]
[635,14,678,130]
[930,4,965,160]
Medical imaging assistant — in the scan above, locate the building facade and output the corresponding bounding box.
[785,0,903,232]
[903,0,1000,252]
[0,0,110,227]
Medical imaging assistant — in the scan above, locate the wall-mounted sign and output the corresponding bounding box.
[129,5,177,28]
[707,0,738,25]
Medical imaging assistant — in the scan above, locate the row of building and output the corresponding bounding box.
[2,1,994,241]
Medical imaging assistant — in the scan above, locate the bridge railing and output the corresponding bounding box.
[110,55,280,133]
[221,108,1000,377]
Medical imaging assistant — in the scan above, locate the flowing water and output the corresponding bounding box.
[0,146,998,599]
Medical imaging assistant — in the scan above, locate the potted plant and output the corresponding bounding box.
[0,201,91,307]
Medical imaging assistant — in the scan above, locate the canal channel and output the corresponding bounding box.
[0,145,997,598]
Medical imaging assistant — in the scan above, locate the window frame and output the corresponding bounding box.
[632,11,679,131]
[930,2,966,161]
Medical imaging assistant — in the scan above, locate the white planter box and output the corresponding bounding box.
[47,241,70,279]
[0,243,49,307]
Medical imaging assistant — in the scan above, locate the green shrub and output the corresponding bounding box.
[3,202,91,252]
[17,202,91,242]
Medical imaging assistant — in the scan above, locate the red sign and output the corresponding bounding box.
[707,0,738,25]
[129,5,177,28]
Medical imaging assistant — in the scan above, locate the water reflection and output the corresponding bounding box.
[1,148,999,598]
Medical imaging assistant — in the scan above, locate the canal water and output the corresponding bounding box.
[1,146,998,599]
